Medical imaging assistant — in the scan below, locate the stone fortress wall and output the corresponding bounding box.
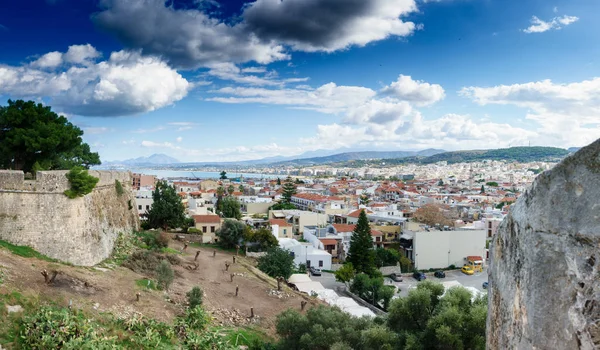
[0,170,140,266]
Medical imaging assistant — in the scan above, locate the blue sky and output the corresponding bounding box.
[0,0,599,162]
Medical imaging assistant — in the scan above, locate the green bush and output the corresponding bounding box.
[64,166,99,199]
[187,228,201,234]
[115,179,124,196]
[156,260,174,291]
[19,306,117,348]
[187,286,203,309]
[138,231,170,251]
[449,264,456,269]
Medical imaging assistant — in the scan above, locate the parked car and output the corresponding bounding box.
[390,273,403,282]
[434,270,446,278]
[309,267,322,276]
[413,271,426,281]
[482,281,489,289]
[461,265,474,275]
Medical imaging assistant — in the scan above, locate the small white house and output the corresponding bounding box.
[278,238,332,270]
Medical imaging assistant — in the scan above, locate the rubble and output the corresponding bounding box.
[267,289,292,299]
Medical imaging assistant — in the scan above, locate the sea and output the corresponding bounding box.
[122,169,280,180]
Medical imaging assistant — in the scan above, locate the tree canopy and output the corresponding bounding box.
[257,247,295,279]
[346,210,376,275]
[215,219,246,248]
[219,171,227,180]
[244,227,278,251]
[0,100,100,172]
[145,180,186,230]
[63,166,99,199]
[219,196,242,220]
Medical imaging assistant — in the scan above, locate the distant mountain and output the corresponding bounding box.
[121,154,180,165]
[268,149,446,166]
[372,147,570,166]
[568,147,581,153]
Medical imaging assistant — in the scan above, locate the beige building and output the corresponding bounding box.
[132,173,156,190]
[269,218,293,238]
[200,180,220,191]
[269,209,328,236]
[193,215,222,243]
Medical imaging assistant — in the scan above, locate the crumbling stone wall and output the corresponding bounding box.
[488,140,600,349]
[0,170,139,266]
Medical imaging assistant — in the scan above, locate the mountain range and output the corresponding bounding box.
[99,146,573,169]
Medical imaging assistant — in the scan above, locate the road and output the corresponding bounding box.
[386,269,489,298]
[309,271,345,290]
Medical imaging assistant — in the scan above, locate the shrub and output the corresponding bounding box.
[187,286,203,309]
[19,306,117,348]
[187,228,201,234]
[449,264,456,269]
[139,231,169,251]
[184,306,211,331]
[156,260,174,291]
[64,166,99,199]
[115,179,124,196]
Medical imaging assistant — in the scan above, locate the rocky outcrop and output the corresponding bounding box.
[488,140,600,349]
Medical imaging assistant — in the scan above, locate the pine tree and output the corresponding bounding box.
[281,176,297,203]
[145,180,186,230]
[347,210,375,275]
[277,178,281,186]
[480,185,485,194]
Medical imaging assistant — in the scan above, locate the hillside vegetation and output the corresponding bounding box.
[338,146,569,167]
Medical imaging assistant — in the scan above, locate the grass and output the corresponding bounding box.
[0,240,57,262]
[218,326,274,348]
[188,242,246,256]
[135,278,158,290]
[161,247,181,255]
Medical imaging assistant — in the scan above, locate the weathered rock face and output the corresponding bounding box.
[488,140,600,349]
[0,170,139,266]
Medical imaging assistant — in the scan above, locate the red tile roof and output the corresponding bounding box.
[347,209,373,218]
[269,219,290,227]
[332,224,356,232]
[320,239,338,246]
[193,215,221,224]
[370,229,383,237]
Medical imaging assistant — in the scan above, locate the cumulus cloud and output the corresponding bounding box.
[93,0,289,69]
[523,15,579,33]
[64,44,101,65]
[31,51,63,68]
[0,45,190,117]
[460,78,600,146]
[243,0,419,52]
[379,75,445,106]
[93,0,420,68]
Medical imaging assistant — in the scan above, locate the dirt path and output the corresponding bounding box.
[0,240,320,335]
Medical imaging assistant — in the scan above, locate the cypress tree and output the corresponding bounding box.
[347,210,375,275]
[281,176,297,203]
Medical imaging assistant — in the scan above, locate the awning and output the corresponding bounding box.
[294,281,325,294]
[400,233,414,240]
[288,274,312,284]
[272,212,285,218]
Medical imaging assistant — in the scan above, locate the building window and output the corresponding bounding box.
[138,205,142,210]
[283,229,287,235]
[211,226,215,233]
[146,205,150,210]
[202,226,207,233]
[319,260,323,267]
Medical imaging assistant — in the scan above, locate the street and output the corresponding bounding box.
[310,271,345,290]
[386,269,489,298]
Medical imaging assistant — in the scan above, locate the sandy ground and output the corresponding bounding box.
[0,239,320,335]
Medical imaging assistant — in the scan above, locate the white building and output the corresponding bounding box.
[278,238,332,270]
[405,229,486,270]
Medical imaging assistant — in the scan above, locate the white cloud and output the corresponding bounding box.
[523,15,579,33]
[379,75,445,106]
[84,127,110,134]
[93,0,420,68]
[241,66,267,73]
[31,51,63,68]
[0,45,191,116]
[460,78,600,147]
[176,137,183,143]
[132,126,166,133]
[553,6,558,13]
[64,44,101,65]
[122,139,135,144]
